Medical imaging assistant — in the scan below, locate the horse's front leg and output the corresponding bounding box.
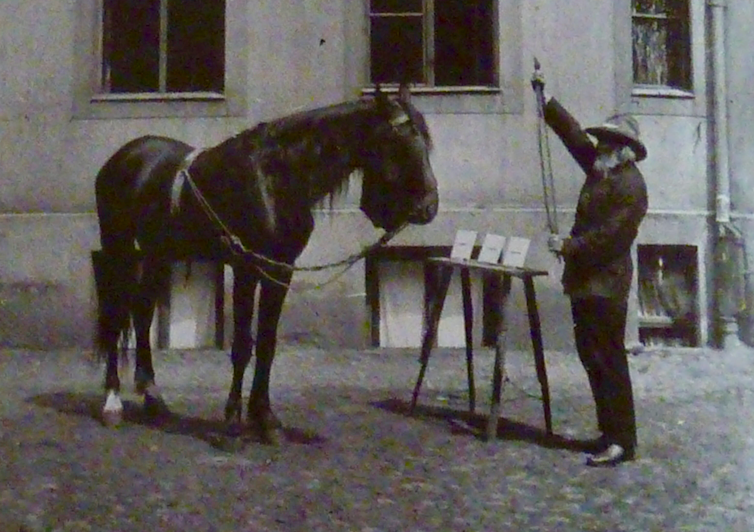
[224,268,259,435]
[247,272,292,445]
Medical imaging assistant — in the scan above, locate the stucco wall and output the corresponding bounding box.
[0,0,732,350]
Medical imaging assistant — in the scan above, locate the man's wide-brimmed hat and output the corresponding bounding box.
[585,113,647,162]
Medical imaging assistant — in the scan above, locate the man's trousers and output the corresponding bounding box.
[571,296,637,454]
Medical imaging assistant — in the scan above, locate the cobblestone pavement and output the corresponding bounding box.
[1,344,753,531]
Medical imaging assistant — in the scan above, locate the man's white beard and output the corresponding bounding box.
[593,146,636,177]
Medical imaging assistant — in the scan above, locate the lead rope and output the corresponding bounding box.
[183,166,408,290]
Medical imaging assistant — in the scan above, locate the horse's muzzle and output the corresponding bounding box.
[409,188,439,225]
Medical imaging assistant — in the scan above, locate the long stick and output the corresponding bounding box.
[533,57,559,235]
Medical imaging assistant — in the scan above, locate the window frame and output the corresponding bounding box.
[631,0,692,94]
[347,0,523,115]
[367,0,498,90]
[614,0,705,117]
[73,0,247,119]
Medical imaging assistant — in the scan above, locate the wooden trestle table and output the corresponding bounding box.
[410,256,553,441]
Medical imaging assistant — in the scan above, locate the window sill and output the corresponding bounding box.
[361,86,500,96]
[91,91,226,103]
[628,85,704,117]
[75,91,244,120]
[360,85,514,115]
[632,86,695,99]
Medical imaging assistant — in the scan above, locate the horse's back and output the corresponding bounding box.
[96,136,192,191]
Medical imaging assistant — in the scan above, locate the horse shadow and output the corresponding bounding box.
[372,397,595,453]
[27,391,327,450]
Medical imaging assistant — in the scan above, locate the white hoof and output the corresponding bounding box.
[102,390,123,427]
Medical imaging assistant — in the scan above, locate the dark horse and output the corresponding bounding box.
[93,87,438,443]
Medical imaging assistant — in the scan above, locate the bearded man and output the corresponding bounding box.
[532,69,648,466]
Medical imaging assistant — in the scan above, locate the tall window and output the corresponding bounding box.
[632,0,691,90]
[102,0,225,94]
[369,0,496,88]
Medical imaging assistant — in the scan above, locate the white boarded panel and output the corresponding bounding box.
[379,261,424,348]
[437,271,483,348]
[378,260,483,348]
[168,262,217,349]
[126,310,158,349]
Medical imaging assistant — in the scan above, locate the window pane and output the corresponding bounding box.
[632,0,690,89]
[167,0,225,92]
[634,0,667,15]
[102,0,160,93]
[435,0,495,86]
[633,19,668,85]
[667,17,691,88]
[370,0,422,14]
[370,16,424,84]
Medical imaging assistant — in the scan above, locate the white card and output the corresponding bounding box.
[502,237,530,268]
[477,234,507,264]
[450,230,477,260]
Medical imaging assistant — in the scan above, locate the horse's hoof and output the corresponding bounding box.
[260,427,282,446]
[144,394,170,419]
[140,382,170,419]
[102,391,123,427]
[247,417,283,445]
[247,398,283,444]
[224,403,242,426]
[102,409,122,427]
[247,408,283,429]
[252,425,282,446]
[269,413,283,430]
[212,433,247,453]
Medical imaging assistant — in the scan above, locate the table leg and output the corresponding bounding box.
[411,265,453,413]
[486,274,512,441]
[460,268,476,413]
[524,277,553,435]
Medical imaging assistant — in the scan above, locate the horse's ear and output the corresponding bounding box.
[398,83,411,104]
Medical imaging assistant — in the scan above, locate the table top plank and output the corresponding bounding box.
[427,257,549,278]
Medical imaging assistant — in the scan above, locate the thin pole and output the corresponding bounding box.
[533,57,558,235]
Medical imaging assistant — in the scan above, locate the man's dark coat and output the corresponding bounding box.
[544,98,648,301]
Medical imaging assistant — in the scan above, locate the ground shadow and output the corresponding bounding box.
[28,391,327,450]
[373,397,596,453]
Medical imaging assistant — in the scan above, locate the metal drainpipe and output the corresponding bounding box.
[709,0,741,348]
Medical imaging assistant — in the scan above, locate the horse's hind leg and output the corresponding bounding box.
[93,249,134,427]
[102,346,124,427]
[133,256,170,418]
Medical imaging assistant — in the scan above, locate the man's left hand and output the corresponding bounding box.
[548,234,565,256]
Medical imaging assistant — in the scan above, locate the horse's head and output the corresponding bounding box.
[359,85,439,232]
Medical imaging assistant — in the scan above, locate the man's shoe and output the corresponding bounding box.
[586,444,633,467]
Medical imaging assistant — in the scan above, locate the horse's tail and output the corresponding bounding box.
[93,152,140,365]
[92,249,138,364]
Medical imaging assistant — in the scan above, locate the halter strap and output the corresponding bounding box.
[170,148,204,215]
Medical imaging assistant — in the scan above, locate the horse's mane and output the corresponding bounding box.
[215,97,432,209]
